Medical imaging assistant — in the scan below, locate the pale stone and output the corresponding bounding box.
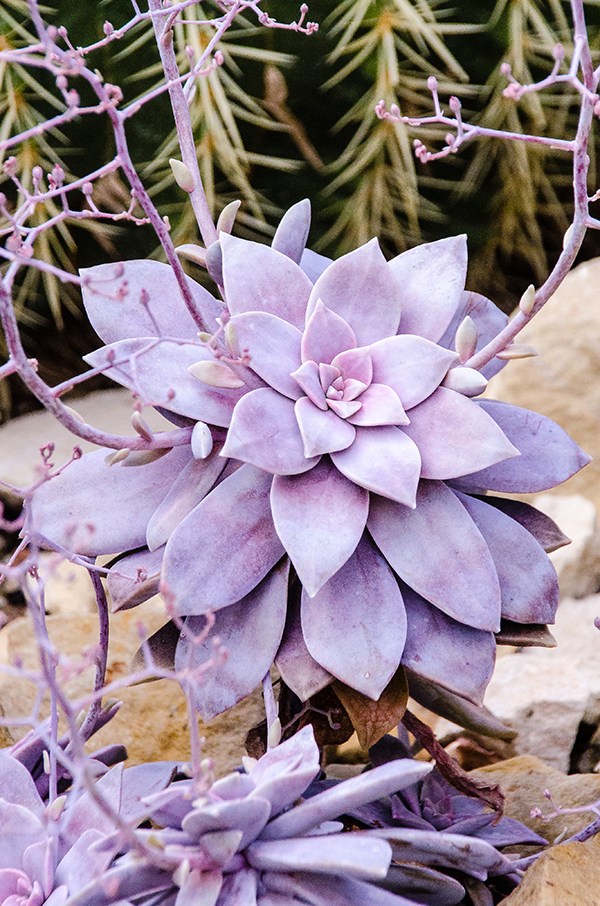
[534,494,600,599]
[485,257,600,512]
[0,598,265,775]
[470,755,600,844]
[0,389,172,498]
[484,595,600,771]
[499,834,600,905]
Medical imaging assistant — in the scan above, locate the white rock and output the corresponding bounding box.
[485,595,600,770]
[534,494,600,599]
[485,256,600,512]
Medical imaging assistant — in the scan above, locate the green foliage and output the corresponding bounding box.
[0,0,127,335]
[140,3,304,247]
[3,0,600,382]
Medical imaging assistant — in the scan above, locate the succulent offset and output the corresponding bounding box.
[28,200,590,723]
[346,734,548,850]
[0,746,179,906]
[0,724,521,906]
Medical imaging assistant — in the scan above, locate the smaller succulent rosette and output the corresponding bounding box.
[52,725,520,906]
[28,200,590,730]
[0,749,179,906]
[345,735,547,850]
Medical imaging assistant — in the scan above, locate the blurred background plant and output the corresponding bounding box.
[2,0,600,421]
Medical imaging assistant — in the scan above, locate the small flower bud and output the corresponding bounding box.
[46,794,67,821]
[56,74,67,90]
[455,315,478,362]
[216,199,241,235]
[197,331,213,343]
[495,344,539,360]
[43,750,51,774]
[147,833,165,850]
[64,405,85,423]
[173,859,190,888]
[503,83,522,100]
[191,421,213,459]
[105,84,123,104]
[206,240,223,286]
[442,365,487,397]
[131,411,154,442]
[267,716,282,748]
[518,284,536,314]
[449,96,461,113]
[427,76,438,92]
[188,360,245,389]
[201,759,214,787]
[4,156,17,176]
[5,232,22,253]
[225,322,240,357]
[176,243,207,268]
[553,43,565,62]
[169,158,195,193]
[500,62,511,76]
[121,448,170,467]
[563,223,574,250]
[105,448,130,466]
[103,20,114,36]
[82,182,94,196]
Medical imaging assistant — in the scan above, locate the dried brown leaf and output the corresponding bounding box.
[333,666,409,749]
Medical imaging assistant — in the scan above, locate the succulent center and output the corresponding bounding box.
[319,362,369,418]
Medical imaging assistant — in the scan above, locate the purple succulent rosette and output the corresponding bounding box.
[338,734,548,850]
[39,726,516,906]
[0,749,180,906]
[28,200,590,721]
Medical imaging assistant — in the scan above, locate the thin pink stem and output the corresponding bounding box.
[149,0,218,249]
[466,0,597,370]
[0,280,193,450]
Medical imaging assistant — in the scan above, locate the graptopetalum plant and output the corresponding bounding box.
[1,0,600,902]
